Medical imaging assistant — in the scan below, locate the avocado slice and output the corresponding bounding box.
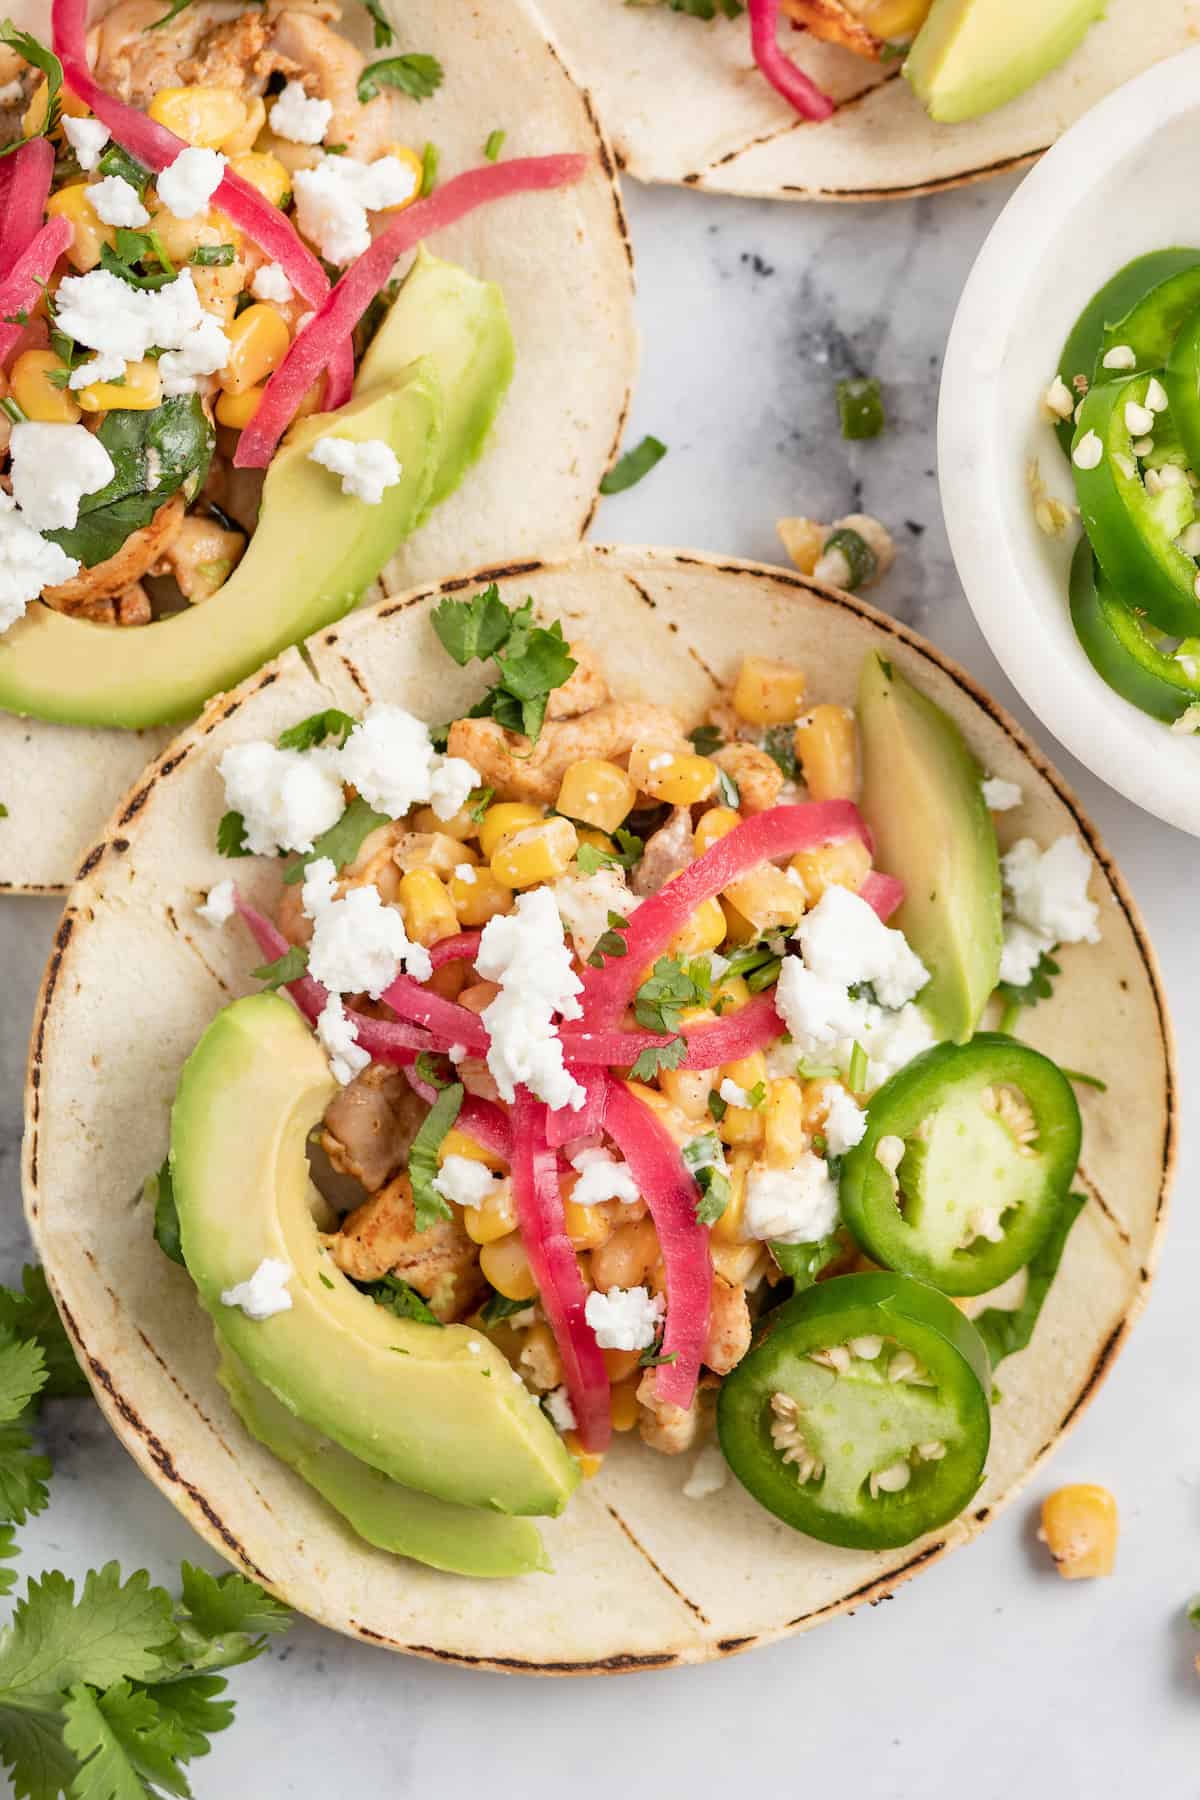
[904,0,1106,124]
[171,993,579,1518]
[217,1345,550,1577]
[857,653,1002,1043]
[0,254,516,731]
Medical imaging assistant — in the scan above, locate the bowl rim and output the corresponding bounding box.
[939,43,1200,838]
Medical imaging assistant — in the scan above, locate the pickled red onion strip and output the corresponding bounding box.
[747,0,835,121]
[0,138,54,283]
[0,216,72,367]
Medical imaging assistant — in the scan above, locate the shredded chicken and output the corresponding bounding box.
[714,741,784,815]
[323,1172,485,1321]
[161,514,246,605]
[268,4,393,158]
[704,1278,752,1377]
[636,1368,703,1455]
[448,702,684,805]
[320,1065,425,1193]
[546,641,609,721]
[42,495,187,616]
[633,805,694,896]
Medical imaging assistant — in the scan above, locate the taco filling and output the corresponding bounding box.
[166,588,1103,1571]
[0,1,587,728]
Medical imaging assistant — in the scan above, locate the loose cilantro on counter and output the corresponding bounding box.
[357,51,444,104]
[599,434,667,496]
[431,586,577,743]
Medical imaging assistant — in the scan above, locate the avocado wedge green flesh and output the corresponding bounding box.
[857,653,1002,1043]
[217,1345,550,1577]
[171,994,579,1518]
[904,0,1105,125]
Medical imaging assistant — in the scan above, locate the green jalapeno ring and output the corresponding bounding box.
[1069,537,1200,724]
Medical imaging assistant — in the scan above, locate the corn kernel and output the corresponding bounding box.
[147,205,223,265]
[1038,1485,1118,1579]
[479,1233,538,1299]
[396,868,459,948]
[563,1198,612,1251]
[712,972,753,1013]
[694,806,741,855]
[733,656,807,726]
[556,758,638,833]
[148,85,248,150]
[228,150,291,207]
[439,1127,505,1173]
[574,827,614,857]
[711,1150,753,1244]
[860,0,932,34]
[221,93,267,156]
[413,802,475,842]
[491,816,578,889]
[719,897,758,947]
[220,302,290,396]
[723,866,806,932]
[718,1052,767,1148]
[660,1059,717,1120]
[591,1218,660,1292]
[215,384,264,431]
[191,258,244,328]
[789,837,872,907]
[711,1242,763,1284]
[447,864,513,929]
[667,895,726,960]
[795,705,859,802]
[465,1187,521,1247]
[518,1321,562,1389]
[46,184,114,273]
[610,1376,641,1432]
[603,1347,642,1384]
[9,350,79,424]
[376,141,424,210]
[622,1082,695,1148]
[763,1079,809,1169]
[628,741,717,807]
[777,516,825,575]
[77,358,161,414]
[394,832,476,878]
[478,801,544,861]
[564,1432,604,1479]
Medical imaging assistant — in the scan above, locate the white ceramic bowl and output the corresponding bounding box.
[939,46,1200,836]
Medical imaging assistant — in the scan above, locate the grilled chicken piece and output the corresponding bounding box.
[633,805,694,896]
[42,495,186,615]
[779,0,883,57]
[320,1065,424,1193]
[324,1173,486,1321]
[450,703,685,806]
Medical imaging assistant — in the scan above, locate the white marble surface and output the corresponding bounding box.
[4,173,1198,1794]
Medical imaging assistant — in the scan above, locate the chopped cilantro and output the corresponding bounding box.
[687,723,724,757]
[629,1037,686,1083]
[769,1236,840,1289]
[586,912,630,969]
[190,243,236,267]
[409,1083,464,1232]
[466,785,494,824]
[282,797,389,886]
[996,949,1060,1036]
[973,1192,1086,1370]
[216,810,251,859]
[575,827,643,875]
[0,23,62,157]
[707,1089,727,1124]
[682,1134,731,1226]
[251,946,308,990]
[634,955,711,1034]
[148,1159,184,1269]
[638,1340,678,1368]
[364,1275,442,1326]
[484,128,506,162]
[276,707,357,752]
[480,1290,532,1326]
[431,587,577,744]
[599,434,667,496]
[95,144,152,198]
[356,51,444,104]
[762,724,799,778]
[420,141,439,196]
[362,0,394,45]
[318,1271,334,1290]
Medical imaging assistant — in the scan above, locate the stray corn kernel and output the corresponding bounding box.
[1038,1484,1118,1580]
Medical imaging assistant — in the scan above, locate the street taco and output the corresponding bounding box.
[24,548,1173,1670]
[534,0,1194,202]
[0,0,636,891]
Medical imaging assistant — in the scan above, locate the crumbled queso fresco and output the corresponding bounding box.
[584,1285,664,1353]
[292,153,420,265]
[220,1257,294,1320]
[308,436,402,506]
[268,78,333,145]
[475,887,586,1113]
[998,835,1100,987]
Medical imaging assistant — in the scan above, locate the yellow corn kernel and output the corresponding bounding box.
[575,827,614,857]
[712,1242,764,1284]
[694,806,741,855]
[602,1347,642,1384]
[800,1077,842,1136]
[447,864,513,929]
[491,816,578,889]
[723,866,806,933]
[794,705,859,802]
[789,836,872,907]
[466,1187,522,1248]
[148,85,248,150]
[479,1233,538,1299]
[777,516,825,576]
[396,868,459,948]
[22,79,88,138]
[628,741,718,807]
[77,358,162,414]
[712,972,752,1012]
[477,801,544,861]
[1038,1485,1118,1580]
[610,1375,641,1432]
[860,0,932,35]
[221,93,267,156]
[191,258,244,329]
[439,1126,505,1174]
[413,802,475,842]
[622,1082,695,1148]
[719,897,758,947]
[664,895,727,963]
[564,1432,604,1479]
[563,1198,612,1251]
[732,656,807,726]
[228,149,292,207]
[556,758,638,833]
[711,1149,753,1244]
[591,1219,660,1292]
[718,1051,767,1148]
[9,350,80,424]
[660,1012,718,1117]
[46,183,114,272]
[394,832,476,878]
[146,205,222,265]
[376,141,425,210]
[763,1079,809,1169]
[215,384,264,431]
[220,302,290,396]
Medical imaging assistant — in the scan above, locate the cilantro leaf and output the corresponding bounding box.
[431,584,514,666]
[276,709,356,753]
[189,243,235,268]
[0,24,62,157]
[94,147,151,199]
[362,0,394,45]
[634,955,711,1034]
[409,1084,464,1232]
[47,399,214,571]
[357,51,443,103]
[480,1290,532,1326]
[586,912,630,969]
[687,723,723,757]
[0,1566,178,1711]
[174,1565,290,1662]
[215,811,250,859]
[707,1089,727,1123]
[0,1409,50,1529]
[0,1533,16,1601]
[762,725,799,779]
[62,1678,185,1800]
[629,1037,686,1083]
[147,1163,184,1271]
[281,798,389,886]
[575,828,643,876]
[769,1236,840,1289]
[682,1135,731,1226]
[466,786,494,825]
[250,947,307,990]
[996,949,1061,1035]
[433,590,577,745]
[0,1333,48,1440]
[973,1192,1086,1371]
[0,1269,86,1399]
[599,435,667,496]
[363,1275,442,1327]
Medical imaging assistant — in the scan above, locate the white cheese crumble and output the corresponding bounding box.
[316,993,370,1086]
[585,1284,664,1352]
[476,886,585,1112]
[8,422,115,532]
[196,879,235,927]
[0,493,79,632]
[292,153,419,265]
[89,173,149,228]
[54,268,231,398]
[250,260,294,304]
[308,884,431,997]
[428,755,477,823]
[683,1443,729,1500]
[308,435,401,505]
[432,1154,501,1209]
[219,740,345,856]
[156,145,226,220]
[858,1005,936,1089]
[822,1085,866,1156]
[569,1147,639,1207]
[544,1386,577,1434]
[1072,430,1103,471]
[268,79,333,145]
[220,1257,293,1320]
[795,884,930,1010]
[719,1078,751,1109]
[982,776,1022,812]
[335,703,478,821]
[1002,836,1100,948]
[774,949,935,1094]
[744,1156,839,1244]
[553,867,638,960]
[455,863,477,885]
[63,115,109,170]
[301,854,339,920]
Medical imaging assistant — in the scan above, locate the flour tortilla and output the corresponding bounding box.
[0,0,637,892]
[24,547,1174,1672]
[532,0,1197,201]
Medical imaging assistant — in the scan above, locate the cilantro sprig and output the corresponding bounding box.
[574,828,643,875]
[363,1274,442,1326]
[586,911,630,970]
[281,798,389,887]
[634,955,711,1034]
[356,51,443,104]
[682,1134,731,1227]
[215,811,251,859]
[276,708,357,753]
[0,23,62,159]
[251,946,308,990]
[629,1038,686,1083]
[431,586,577,743]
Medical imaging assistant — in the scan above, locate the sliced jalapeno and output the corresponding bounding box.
[1096,264,1200,382]
[1069,538,1200,724]
[1072,374,1200,636]
[1055,250,1200,456]
[839,1036,1081,1297]
[822,527,877,591]
[1164,300,1200,477]
[717,1272,991,1550]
